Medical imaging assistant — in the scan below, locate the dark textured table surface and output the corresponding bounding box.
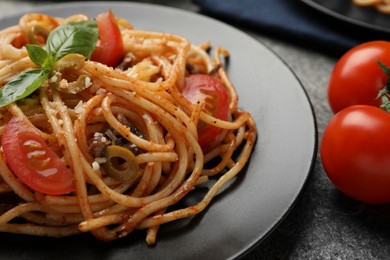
[2,0,390,259]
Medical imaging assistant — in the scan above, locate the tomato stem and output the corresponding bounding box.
[377,61,390,113]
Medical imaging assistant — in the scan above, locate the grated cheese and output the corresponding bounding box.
[85,76,92,88]
[92,161,100,171]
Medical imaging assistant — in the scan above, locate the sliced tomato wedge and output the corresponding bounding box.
[1,117,75,195]
[182,74,230,148]
[91,10,124,67]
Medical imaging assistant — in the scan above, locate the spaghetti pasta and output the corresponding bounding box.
[353,0,390,14]
[0,11,257,245]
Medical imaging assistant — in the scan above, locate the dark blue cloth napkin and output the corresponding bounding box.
[192,0,373,55]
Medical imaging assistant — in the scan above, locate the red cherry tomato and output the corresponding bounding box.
[91,10,124,67]
[321,105,390,204]
[328,41,390,114]
[1,117,75,195]
[182,74,230,148]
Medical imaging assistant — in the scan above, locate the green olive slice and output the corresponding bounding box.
[102,145,139,183]
[49,54,90,94]
[28,25,50,44]
[53,53,85,71]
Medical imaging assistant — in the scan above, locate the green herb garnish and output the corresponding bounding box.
[376,60,390,112]
[0,20,98,108]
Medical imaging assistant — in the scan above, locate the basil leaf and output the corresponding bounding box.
[26,44,54,69]
[0,69,49,107]
[0,20,98,108]
[46,20,98,61]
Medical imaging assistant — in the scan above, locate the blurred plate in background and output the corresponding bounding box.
[301,0,390,33]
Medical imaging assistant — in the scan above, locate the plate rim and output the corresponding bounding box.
[238,52,318,258]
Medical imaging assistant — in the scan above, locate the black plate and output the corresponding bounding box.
[0,2,317,259]
[301,0,390,33]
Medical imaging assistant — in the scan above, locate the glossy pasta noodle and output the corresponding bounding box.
[0,11,256,245]
[353,0,390,13]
